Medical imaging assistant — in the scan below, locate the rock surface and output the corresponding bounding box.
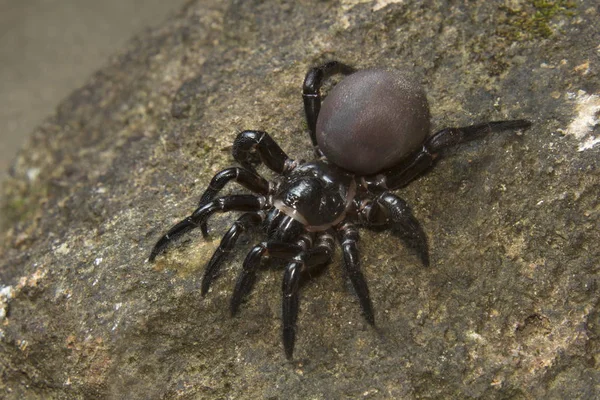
[1,0,598,398]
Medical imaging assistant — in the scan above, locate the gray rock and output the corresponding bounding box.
[1,0,598,398]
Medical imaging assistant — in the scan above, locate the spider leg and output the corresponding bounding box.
[282,233,334,359]
[427,120,532,153]
[149,194,266,262]
[201,212,265,296]
[303,61,356,151]
[232,130,295,174]
[337,222,374,325]
[361,193,429,267]
[197,167,269,235]
[230,241,303,315]
[281,261,301,359]
[229,216,307,314]
[199,167,269,205]
[364,119,532,191]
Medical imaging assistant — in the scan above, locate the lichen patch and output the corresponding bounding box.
[564,90,600,151]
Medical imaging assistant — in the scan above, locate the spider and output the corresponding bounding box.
[149,61,531,359]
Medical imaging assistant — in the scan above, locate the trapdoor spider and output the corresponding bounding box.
[149,61,531,359]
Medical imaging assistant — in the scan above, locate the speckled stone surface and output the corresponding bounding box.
[0,1,598,398]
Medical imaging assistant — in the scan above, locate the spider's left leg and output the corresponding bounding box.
[337,222,374,325]
[229,215,308,313]
[201,211,265,296]
[360,193,430,267]
[282,232,334,359]
[303,61,356,151]
[198,167,269,206]
[149,194,267,262]
[196,167,269,235]
[230,240,304,315]
[364,120,532,191]
[232,130,297,174]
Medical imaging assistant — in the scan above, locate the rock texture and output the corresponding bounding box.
[0,0,598,398]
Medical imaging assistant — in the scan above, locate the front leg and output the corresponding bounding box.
[198,167,269,206]
[232,130,296,174]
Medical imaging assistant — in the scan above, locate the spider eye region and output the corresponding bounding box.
[316,68,431,175]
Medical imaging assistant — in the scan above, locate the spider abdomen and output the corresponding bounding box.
[316,68,430,175]
[273,161,356,230]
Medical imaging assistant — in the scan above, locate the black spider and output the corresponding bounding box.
[149,61,531,359]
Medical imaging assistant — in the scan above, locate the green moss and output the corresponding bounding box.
[0,181,47,229]
[3,196,27,219]
[499,0,577,41]
[2,195,34,228]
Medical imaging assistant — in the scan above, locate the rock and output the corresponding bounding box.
[1,0,598,398]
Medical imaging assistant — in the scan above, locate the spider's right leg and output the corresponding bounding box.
[360,193,429,267]
[149,194,267,262]
[303,61,355,151]
[364,120,532,191]
[426,120,532,153]
[201,211,265,296]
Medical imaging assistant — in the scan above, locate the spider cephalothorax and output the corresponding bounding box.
[149,61,531,359]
